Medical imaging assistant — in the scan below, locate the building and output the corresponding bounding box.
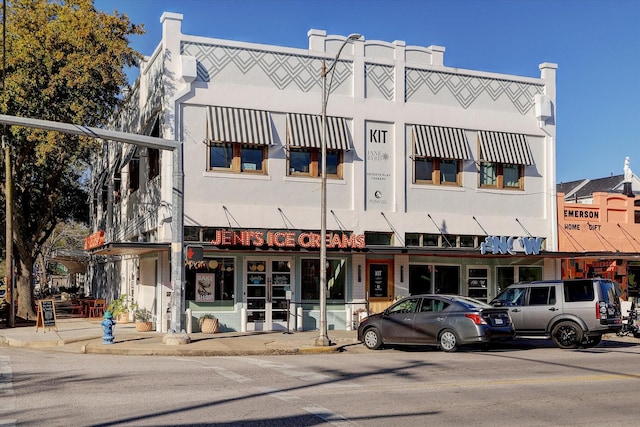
[86,13,559,333]
[557,167,640,299]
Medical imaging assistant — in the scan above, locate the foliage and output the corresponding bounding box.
[0,0,144,319]
[107,294,137,317]
[133,308,152,322]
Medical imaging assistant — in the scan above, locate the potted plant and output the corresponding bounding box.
[133,308,154,332]
[198,313,219,334]
[107,295,137,323]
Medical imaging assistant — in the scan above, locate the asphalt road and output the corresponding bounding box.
[2,338,640,426]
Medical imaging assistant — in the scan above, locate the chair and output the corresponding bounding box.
[91,299,106,318]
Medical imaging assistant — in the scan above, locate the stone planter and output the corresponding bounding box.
[200,317,219,334]
[135,321,153,332]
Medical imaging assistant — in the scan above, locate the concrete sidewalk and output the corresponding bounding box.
[0,317,362,356]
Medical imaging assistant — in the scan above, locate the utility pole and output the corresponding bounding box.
[2,0,14,327]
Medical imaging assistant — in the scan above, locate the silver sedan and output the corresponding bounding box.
[357,294,515,352]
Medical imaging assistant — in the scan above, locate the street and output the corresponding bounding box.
[2,338,640,426]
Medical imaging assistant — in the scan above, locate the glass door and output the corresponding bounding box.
[245,257,292,331]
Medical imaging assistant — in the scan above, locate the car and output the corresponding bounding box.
[490,279,622,349]
[357,294,515,352]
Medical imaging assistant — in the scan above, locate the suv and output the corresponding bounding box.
[491,279,622,349]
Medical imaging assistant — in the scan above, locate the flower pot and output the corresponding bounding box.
[135,321,153,332]
[200,317,219,334]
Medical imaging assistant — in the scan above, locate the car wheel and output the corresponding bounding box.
[551,321,583,349]
[439,329,459,352]
[362,327,383,350]
[582,335,602,348]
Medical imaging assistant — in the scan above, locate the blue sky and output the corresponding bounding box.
[94,0,640,183]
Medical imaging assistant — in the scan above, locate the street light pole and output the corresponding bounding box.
[316,33,361,347]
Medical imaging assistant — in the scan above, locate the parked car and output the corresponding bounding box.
[490,279,622,349]
[357,294,515,352]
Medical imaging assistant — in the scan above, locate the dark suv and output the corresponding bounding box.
[491,279,622,349]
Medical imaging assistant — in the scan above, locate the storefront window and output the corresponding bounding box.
[186,257,235,306]
[434,265,459,294]
[409,265,431,295]
[301,258,346,301]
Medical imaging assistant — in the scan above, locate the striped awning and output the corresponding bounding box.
[206,106,273,145]
[286,113,352,150]
[412,125,470,159]
[479,131,534,165]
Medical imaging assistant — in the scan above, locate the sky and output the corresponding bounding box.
[94,0,640,184]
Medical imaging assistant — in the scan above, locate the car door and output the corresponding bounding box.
[520,285,560,334]
[379,297,420,343]
[411,297,449,344]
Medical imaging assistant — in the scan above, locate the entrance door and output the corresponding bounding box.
[245,258,293,331]
[366,260,394,315]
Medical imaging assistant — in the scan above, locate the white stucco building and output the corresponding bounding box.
[87,13,559,333]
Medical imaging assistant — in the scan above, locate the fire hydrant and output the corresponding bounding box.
[101,310,116,345]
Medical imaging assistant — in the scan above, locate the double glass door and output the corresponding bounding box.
[245,258,292,331]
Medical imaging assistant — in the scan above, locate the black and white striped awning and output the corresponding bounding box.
[479,131,534,165]
[206,106,274,145]
[412,125,470,159]
[286,113,352,150]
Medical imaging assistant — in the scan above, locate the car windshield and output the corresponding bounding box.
[452,296,491,309]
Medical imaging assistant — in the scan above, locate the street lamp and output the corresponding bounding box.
[316,33,361,347]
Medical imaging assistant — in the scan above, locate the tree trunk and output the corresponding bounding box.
[17,258,37,321]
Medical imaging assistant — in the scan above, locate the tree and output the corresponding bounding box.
[0,0,143,320]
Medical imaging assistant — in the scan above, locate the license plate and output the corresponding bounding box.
[494,318,504,325]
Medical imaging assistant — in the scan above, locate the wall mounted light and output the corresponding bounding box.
[400,265,404,283]
[358,265,362,283]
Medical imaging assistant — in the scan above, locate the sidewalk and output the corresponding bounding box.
[0,317,362,356]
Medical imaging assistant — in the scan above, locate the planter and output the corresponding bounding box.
[117,312,131,323]
[135,321,153,332]
[200,317,219,334]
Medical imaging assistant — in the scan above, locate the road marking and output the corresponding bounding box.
[231,357,360,388]
[256,387,355,427]
[203,365,252,383]
[0,356,17,426]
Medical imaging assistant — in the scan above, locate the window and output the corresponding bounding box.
[128,156,139,193]
[185,257,235,306]
[148,148,160,180]
[409,265,431,295]
[478,130,532,190]
[113,171,121,204]
[529,287,555,305]
[479,162,524,189]
[365,232,393,246]
[414,158,462,185]
[301,258,346,301]
[389,298,419,314]
[288,148,342,178]
[208,142,268,174]
[434,265,459,294]
[467,267,488,302]
[205,106,273,174]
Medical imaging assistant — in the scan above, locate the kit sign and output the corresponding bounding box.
[480,235,543,256]
[210,229,366,250]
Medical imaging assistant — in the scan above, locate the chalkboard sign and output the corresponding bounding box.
[36,300,58,332]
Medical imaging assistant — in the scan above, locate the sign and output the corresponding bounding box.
[369,264,389,298]
[209,229,365,250]
[84,230,105,250]
[187,245,204,261]
[365,121,394,210]
[480,236,543,256]
[195,273,215,302]
[35,300,58,332]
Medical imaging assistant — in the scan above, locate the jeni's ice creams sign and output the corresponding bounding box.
[210,229,366,250]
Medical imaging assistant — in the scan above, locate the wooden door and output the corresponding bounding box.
[366,259,394,315]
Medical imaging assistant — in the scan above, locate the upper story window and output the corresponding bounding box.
[205,106,273,174]
[411,125,470,186]
[128,150,140,193]
[478,131,533,190]
[286,113,351,179]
